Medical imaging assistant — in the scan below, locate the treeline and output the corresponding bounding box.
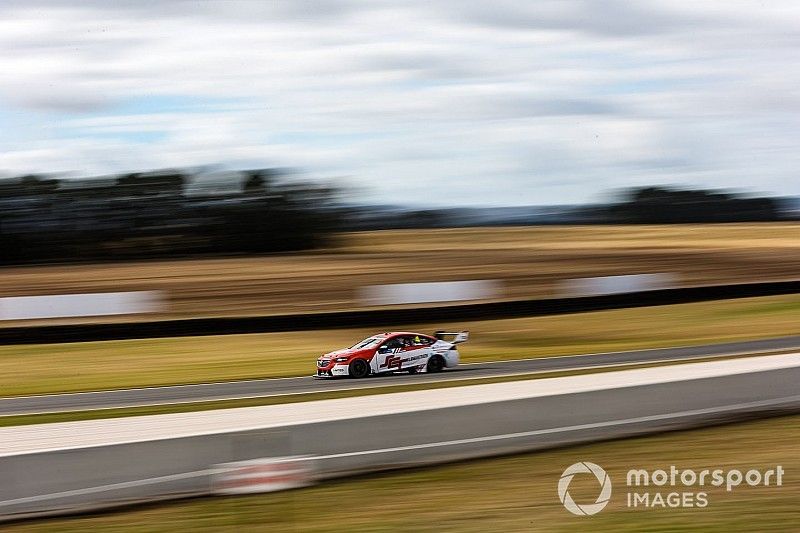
[345,186,792,230]
[0,173,793,265]
[601,186,784,223]
[0,170,342,265]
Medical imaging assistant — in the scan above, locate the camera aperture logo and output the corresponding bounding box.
[558,461,784,515]
[558,462,612,516]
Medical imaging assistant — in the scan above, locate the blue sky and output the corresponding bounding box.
[0,1,798,206]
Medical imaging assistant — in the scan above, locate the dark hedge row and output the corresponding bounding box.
[0,170,342,265]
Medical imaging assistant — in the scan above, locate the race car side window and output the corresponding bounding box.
[412,335,434,346]
[398,335,416,348]
[349,336,383,350]
[384,337,403,349]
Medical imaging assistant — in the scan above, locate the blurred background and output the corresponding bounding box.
[1,1,799,324]
[1,1,800,532]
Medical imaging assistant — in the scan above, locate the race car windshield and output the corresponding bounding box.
[349,336,383,349]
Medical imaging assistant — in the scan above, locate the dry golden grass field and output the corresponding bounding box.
[1,224,799,326]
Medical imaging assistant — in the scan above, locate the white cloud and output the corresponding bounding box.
[0,1,798,204]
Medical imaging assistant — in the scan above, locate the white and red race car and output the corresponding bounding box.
[315,331,468,378]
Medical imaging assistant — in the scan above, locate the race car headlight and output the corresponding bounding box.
[335,357,349,362]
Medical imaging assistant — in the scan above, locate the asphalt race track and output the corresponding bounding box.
[2,335,800,416]
[3,354,800,518]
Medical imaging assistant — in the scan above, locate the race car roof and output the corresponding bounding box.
[382,332,435,338]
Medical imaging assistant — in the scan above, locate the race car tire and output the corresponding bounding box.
[349,358,370,379]
[427,355,445,373]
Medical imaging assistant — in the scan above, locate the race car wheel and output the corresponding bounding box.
[349,358,370,379]
[427,355,445,373]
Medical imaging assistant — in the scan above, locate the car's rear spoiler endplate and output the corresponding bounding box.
[434,330,469,344]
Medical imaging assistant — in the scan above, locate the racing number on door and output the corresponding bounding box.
[377,335,412,370]
[383,354,403,370]
[378,335,430,371]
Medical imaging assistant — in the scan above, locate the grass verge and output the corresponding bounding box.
[1,294,799,397]
[7,413,799,532]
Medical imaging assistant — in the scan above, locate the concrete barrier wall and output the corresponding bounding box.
[0,291,163,321]
[358,280,500,306]
[211,457,315,495]
[2,367,799,520]
[559,273,675,297]
[3,279,798,345]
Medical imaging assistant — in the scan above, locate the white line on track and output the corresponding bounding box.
[0,471,209,507]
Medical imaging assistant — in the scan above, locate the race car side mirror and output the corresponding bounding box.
[378,345,390,354]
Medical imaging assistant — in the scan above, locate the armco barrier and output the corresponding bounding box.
[0,279,798,345]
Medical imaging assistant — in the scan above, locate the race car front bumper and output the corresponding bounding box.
[316,363,349,377]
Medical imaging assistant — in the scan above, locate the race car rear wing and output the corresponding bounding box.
[434,330,469,344]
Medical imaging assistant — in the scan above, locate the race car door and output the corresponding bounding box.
[375,335,428,372]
